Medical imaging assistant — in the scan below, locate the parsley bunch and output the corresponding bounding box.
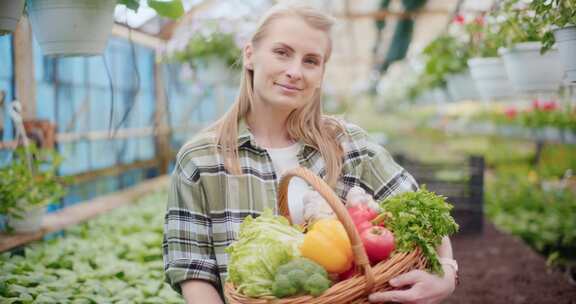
[378,188,459,274]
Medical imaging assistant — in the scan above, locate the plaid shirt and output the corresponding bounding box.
[162,119,418,295]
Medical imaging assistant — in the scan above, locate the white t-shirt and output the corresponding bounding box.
[266,143,308,225]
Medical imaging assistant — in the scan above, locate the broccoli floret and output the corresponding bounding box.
[304,273,331,296]
[272,258,332,298]
[272,273,299,298]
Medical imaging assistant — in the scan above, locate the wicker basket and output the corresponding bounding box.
[225,167,427,304]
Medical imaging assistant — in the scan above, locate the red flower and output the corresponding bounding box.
[542,100,558,111]
[505,107,518,119]
[453,14,465,25]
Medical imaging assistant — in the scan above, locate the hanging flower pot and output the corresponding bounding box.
[468,57,513,101]
[445,70,480,102]
[553,25,576,83]
[500,42,563,93]
[197,56,233,85]
[26,0,117,56]
[0,0,25,34]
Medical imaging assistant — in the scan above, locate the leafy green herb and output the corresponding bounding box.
[377,188,459,274]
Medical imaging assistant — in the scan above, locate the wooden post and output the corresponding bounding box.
[13,16,36,120]
[468,155,484,233]
[154,59,172,175]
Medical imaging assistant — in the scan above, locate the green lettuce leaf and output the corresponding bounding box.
[226,209,304,297]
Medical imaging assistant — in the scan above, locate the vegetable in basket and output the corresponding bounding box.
[226,209,305,297]
[374,188,459,275]
[300,218,353,274]
[272,258,332,298]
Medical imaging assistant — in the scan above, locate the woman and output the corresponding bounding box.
[163,2,458,303]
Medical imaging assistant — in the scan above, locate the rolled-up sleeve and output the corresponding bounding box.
[162,157,220,294]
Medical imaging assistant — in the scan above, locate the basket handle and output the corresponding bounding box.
[277,166,375,293]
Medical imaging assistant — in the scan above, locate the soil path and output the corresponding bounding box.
[446,222,576,304]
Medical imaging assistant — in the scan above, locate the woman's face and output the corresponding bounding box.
[244,16,330,111]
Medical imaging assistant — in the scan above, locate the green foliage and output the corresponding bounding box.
[530,0,576,52]
[0,191,183,303]
[272,258,331,298]
[486,172,576,268]
[422,34,471,88]
[465,15,505,58]
[496,0,549,49]
[0,145,69,219]
[379,188,459,275]
[117,0,184,19]
[171,31,241,70]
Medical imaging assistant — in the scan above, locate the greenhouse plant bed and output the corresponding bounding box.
[0,175,169,252]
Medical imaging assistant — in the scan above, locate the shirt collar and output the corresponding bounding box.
[236,118,317,157]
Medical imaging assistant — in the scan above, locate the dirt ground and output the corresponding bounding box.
[445,222,576,304]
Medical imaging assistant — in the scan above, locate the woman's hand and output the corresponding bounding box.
[368,266,456,304]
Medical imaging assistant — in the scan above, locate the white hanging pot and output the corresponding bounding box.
[445,70,480,102]
[468,57,513,100]
[553,25,576,83]
[500,42,563,92]
[0,0,25,34]
[197,56,232,85]
[7,205,45,233]
[26,0,117,56]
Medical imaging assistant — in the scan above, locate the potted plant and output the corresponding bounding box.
[171,31,242,85]
[422,33,477,102]
[26,0,184,57]
[497,0,563,93]
[0,145,68,233]
[465,13,513,101]
[531,0,576,83]
[0,0,25,35]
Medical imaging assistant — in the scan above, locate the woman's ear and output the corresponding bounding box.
[244,43,254,70]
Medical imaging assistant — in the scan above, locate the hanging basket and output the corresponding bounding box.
[467,57,513,101]
[500,42,563,93]
[224,167,426,304]
[0,0,25,34]
[27,0,117,56]
[553,25,576,83]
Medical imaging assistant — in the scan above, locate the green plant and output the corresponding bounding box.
[465,14,505,58]
[530,0,576,52]
[0,191,184,303]
[486,172,576,270]
[117,0,184,19]
[421,34,471,89]
[496,0,548,49]
[172,31,242,70]
[0,145,68,219]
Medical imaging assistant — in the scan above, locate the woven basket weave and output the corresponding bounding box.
[225,167,426,303]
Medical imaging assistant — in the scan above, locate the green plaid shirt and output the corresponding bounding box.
[162,119,418,295]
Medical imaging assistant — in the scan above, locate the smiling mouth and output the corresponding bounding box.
[275,83,302,91]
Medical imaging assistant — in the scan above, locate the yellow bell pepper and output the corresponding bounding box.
[300,218,353,273]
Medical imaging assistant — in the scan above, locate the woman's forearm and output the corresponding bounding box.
[181,280,224,304]
[437,236,454,259]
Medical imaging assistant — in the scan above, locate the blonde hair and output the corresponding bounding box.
[212,1,345,186]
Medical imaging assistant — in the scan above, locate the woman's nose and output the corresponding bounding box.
[285,61,303,80]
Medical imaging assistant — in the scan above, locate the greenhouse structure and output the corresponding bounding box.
[0,0,575,303]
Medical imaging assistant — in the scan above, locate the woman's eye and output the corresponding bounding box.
[305,58,319,66]
[274,49,288,56]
